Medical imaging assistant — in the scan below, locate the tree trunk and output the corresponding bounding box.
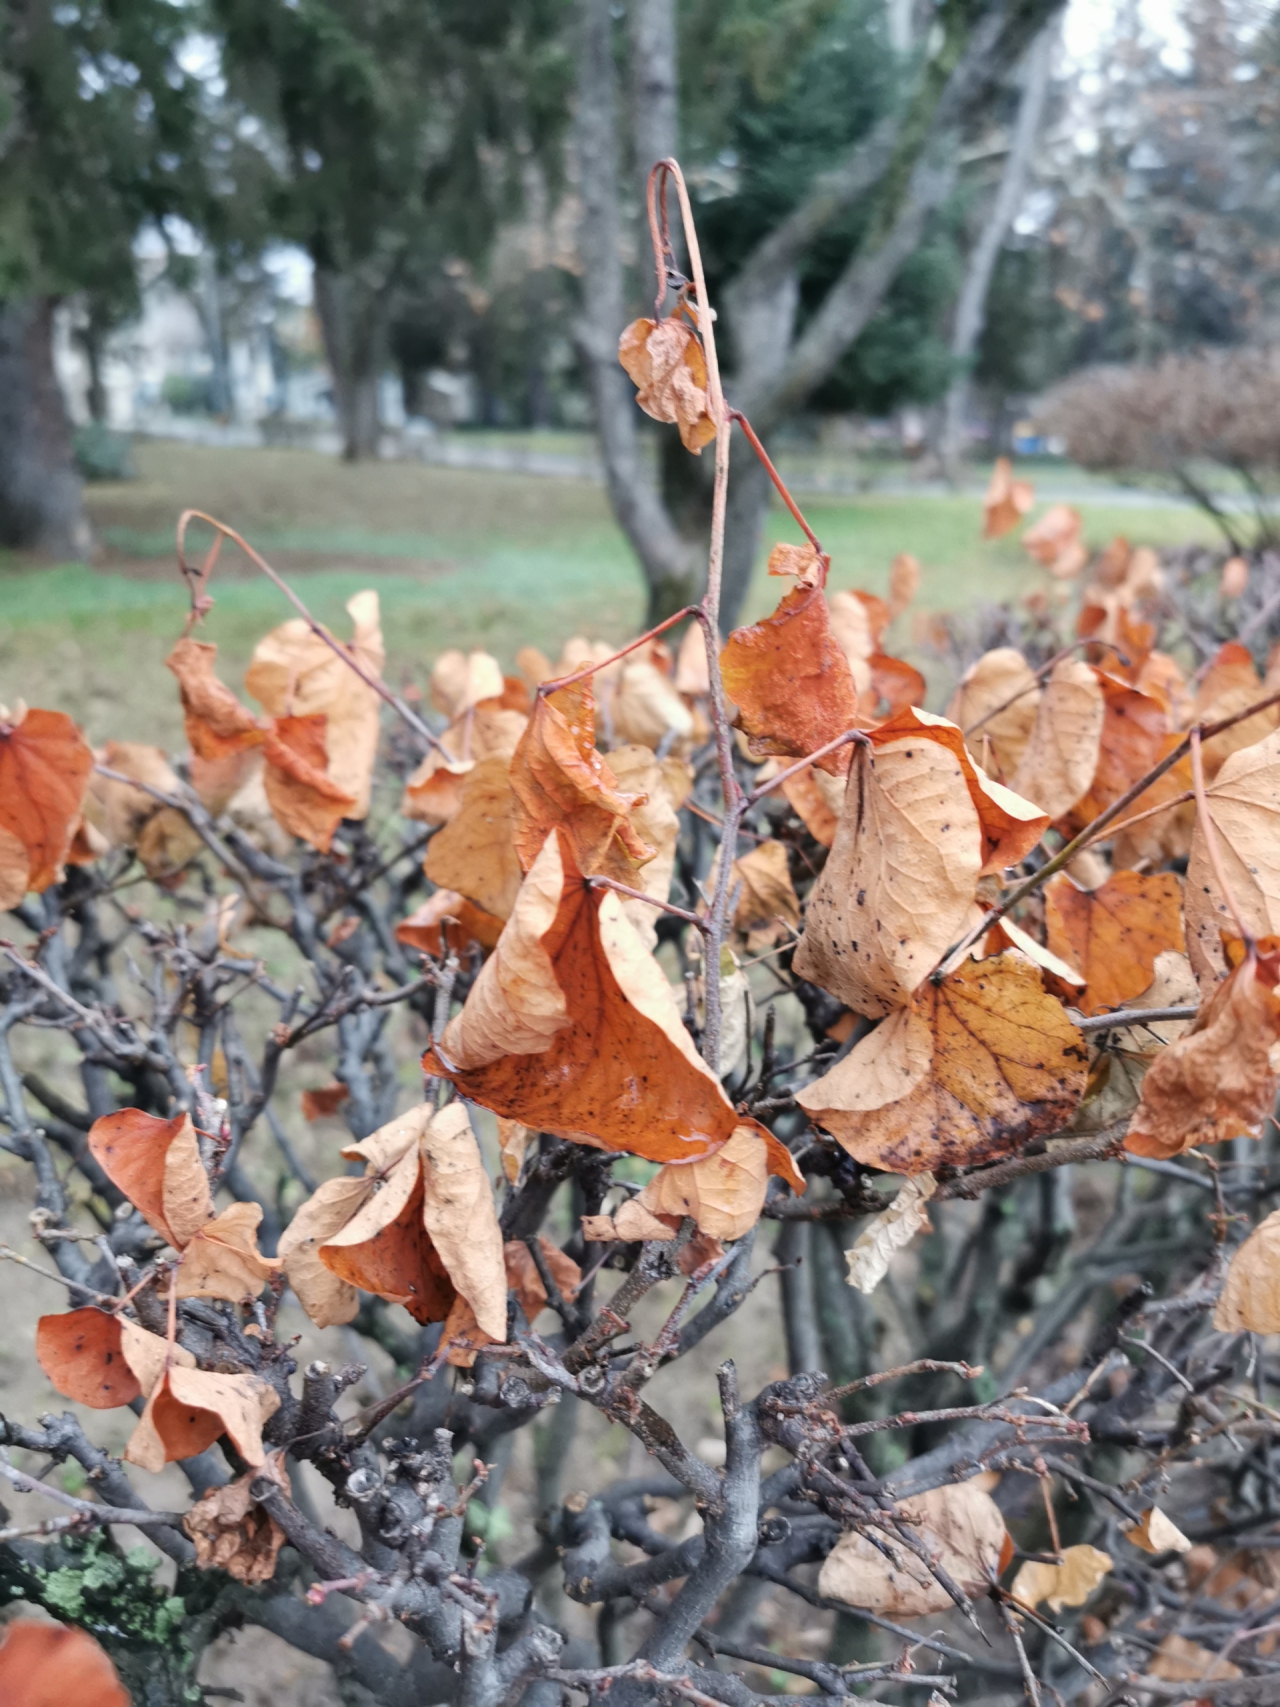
[628,0,678,202]
[939,25,1055,476]
[313,264,384,461]
[574,0,698,622]
[0,297,90,557]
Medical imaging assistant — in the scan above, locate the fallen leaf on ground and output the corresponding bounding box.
[36,1307,142,1409]
[1010,659,1105,820]
[1148,1633,1241,1684]
[945,648,1041,781]
[244,590,384,815]
[505,1236,582,1322]
[425,830,740,1164]
[185,1454,291,1583]
[792,730,984,1017]
[819,1479,1007,1618]
[87,1108,214,1249]
[1124,1507,1192,1555]
[0,1620,129,1707]
[395,890,505,957]
[125,1364,281,1473]
[845,1173,937,1294]
[1012,1544,1112,1612]
[1126,946,1280,1158]
[0,706,95,903]
[1215,1208,1280,1331]
[797,953,1087,1175]
[720,586,861,776]
[510,682,654,882]
[301,1083,349,1120]
[1184,728,1280,984]
[983,457,1034,538]
[175,1201,278,1302]
[1043,870,1185,1016]
[618,315,716,452]
[424,755,523,920]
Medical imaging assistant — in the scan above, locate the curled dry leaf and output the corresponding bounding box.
[983,457,1034,539]
[126,1364,281,1473]
[866,653,926,718]
[767,540,824,589]
[674,620,712,697]
[504,1236,582,1323]
[1124,1507,1192,1555]
[793,711,1046,1019]
[1184,728,1280,984]
[1194,641,1280,777]
[1010,659,1105,820]
[720,586,861,776]
[637,1120,802,1242]
[728,838,801,937]
[87,1108,215,1249]
[175,1201,278,1302]
[497,1117,532,1183]
[1221,555,1250,599]
[819,1479,1007,1618]
[300,1082,349,1121]
[888,552,921,618]
[400,703,527,826]
[611,659,695,751]
[581,1200,678,1243]
[86,740,201,877]
[948,645,1044,781]
[185,1454,291,1583]
[424,755,523,920]
[1023,504,1085,575]
[779,761,842,846]
[1215,1207,1280,1332]
[844,1173,936,1295]
[1126,947,1280,1158]
[826,589,877,693]
[608,743,682,950]
[395,889,505,957]
[419,1101,508,1342]
[1148,1634,1241,1684]
[617,315,716,452]
[277,1174,374,1327]
[36,1306,142,1409]
[510,682,654,882]
[0,706,94,905]
[1012,1544,1112,1612]
[244,590,384,816]
[425,831,741,1164]
[797,953,1087,1175]
[1043,870,1185,1016]
[260,713,357,852]
[1065,672,1169,830]
[985,915,1084,988]
[430,649,504,719]
[0,1620,129,1707]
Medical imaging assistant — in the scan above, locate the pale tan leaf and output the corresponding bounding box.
[844,1173,937,1295]
[430,650,504,719]
[819,1480,1007,1618]
[638,1121,771,1241]
[1184,728,1280,985]
[1215,1208,1280,1332]
[674,621,712,696]
[126,1366,280,1473]
[1148,1634,1241,1683]
[1012,1544,1112,1612]
[611,659,695,750]
[497,1117,533,1184]
[888,553,921,618]
[945,648,1040,781]
[176,1202,279,1302]
[607,743,681,950]
[420,1102,507,1343]
[1010,659,1105,820]
[277,1176,373,1327]
[1124,1507,1192,1555]
[423,755,523,921]
[118,1316,196,1398]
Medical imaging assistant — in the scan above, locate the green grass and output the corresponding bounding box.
[0,438,1221,747]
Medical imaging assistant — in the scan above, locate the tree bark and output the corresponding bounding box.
[628,0,677,200]
[0,297,90,557]
[574,0,699,621]
[313,263,385,461]
[940,24,1055,475]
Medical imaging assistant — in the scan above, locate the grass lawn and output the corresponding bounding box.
[0,438,1221,747]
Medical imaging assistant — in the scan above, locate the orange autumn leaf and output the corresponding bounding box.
[720,585,861,776]
[185,1454,291,1584]
[36,1306,142,1409]
[618,315,716,452]
[1126,947,1280,1158]
[0,706,94,902]
[260,713,357,852]
[400,703,527,826]
[1044,871,1185,1017]
[637,1119,801,1240]
[1066,671,1169,830]
[983,457,1034,538]
[425,830,742,1164]
[729,838,801,935]
[0,1621,129,1707]
[510,681,654,882]
[797,953,1087,1175]
[301,1082,350,1120]
[395,890,505,957]
[1011,659,1105,821]
[767,539,825,589]
[87,1108,215,1249]
[125,1363,281,1473]
[1184,728,1280,985]
[167,636,265,760]
[779,763,842,846]
[424,754,523,920]
[1194,641,1280,775]
[866,653,926,717]
[1023,504,1086,576]
[504,1236,582,1323]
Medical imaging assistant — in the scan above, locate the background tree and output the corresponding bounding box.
[0,0,209,554]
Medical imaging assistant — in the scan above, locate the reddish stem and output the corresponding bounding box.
[727,409,826,567]
[538,605,696,696]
